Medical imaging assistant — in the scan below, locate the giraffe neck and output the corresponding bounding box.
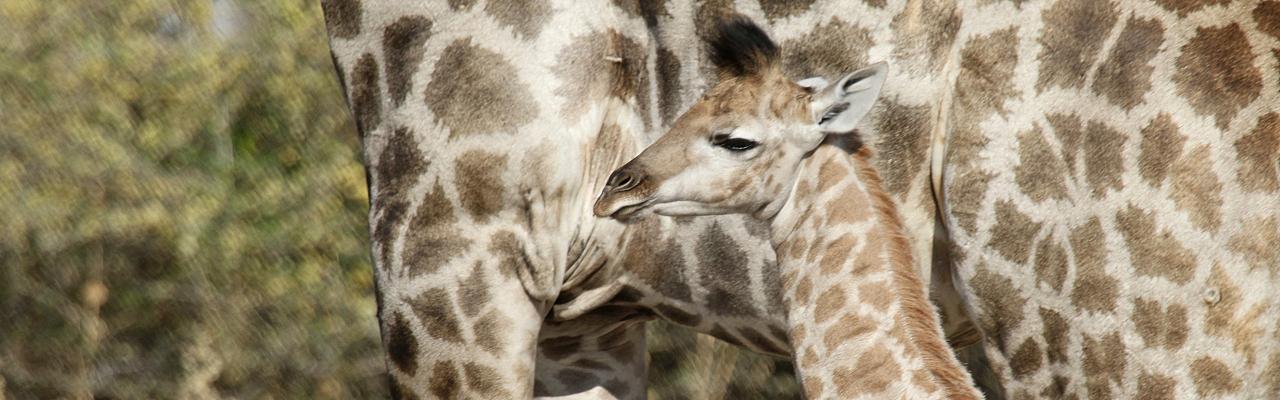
[768,141,979,399]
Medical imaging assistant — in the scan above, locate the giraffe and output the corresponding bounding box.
[592,15,981,399]
[321,0,976,398]
[322,0,1279,398]
[935,0,1280,398]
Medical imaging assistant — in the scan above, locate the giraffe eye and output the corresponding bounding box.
[711,134,759,152]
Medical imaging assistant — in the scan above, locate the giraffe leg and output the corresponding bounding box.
[376,216,562,399]
[534,319,648,400]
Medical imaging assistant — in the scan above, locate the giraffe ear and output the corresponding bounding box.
[809,61,888,134]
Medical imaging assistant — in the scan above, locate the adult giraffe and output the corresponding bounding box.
[322,0,1280,398]
[322,0,971,398]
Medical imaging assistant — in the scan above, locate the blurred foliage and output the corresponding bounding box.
[0,0,796,398]
[0,1,381,397]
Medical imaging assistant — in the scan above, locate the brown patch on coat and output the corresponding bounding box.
[793,274,813,304]
[350,53,382,138]
[1010,338,1043,378]
[428,360,461,398]
[913,369,941,395]
[655,47,684,125]
[1015,125,1069,201]
[612,0,669,20]
[1171,145,1223,232]
[1039,307,1069,363]
[1033,236,1068,291]
[802,374,824,399]
[1137,372,1176,400]
[1265,349,1280,395]
[835,347,901,395]
[1190,357,1241,397]
[1046,113,1082,175]
[1257,1,1280,39]
[1092,17,1163,110]
[386,311,420,375]
[758,0,817,21]
[1173,23,1263,129]
[781,18,873,79]
[463,362,510,398]
[383,16,432,107]
[372,127,427,267]
[875,98,933,196]
[990,200,1042,263]
[488,230,528,280]
[1116,206,1196,284]
[813,286,846,324]
[1036,0,1118,91]
[696,222,758,317]
[374,127,428,205]
[825,186,871,224]
[819,234,857,275]
[1070,218,1119,313]
[1230,216,1279,270]
[425,40,538,138]
[321,0,362,39]
[410,288,465,343]
[1156,0,1231,16]
[1133,298,1189,350]
[822,313,877,351]
[948,170,992,234]
[403,182,472,276]
[1083,121,1127,197]
[970,268,1027,349]
[1082,332,1126,399]
[474,313,507,354]
[1234,113,1280,193]
[484,0,551,38]
[1138,114,1186,186]
[859,281,892,311]
[454,150,507,222]
[458,264,490,318]
[622,220,693,302]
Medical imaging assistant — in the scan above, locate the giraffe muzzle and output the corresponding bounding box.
[594,167,653,219]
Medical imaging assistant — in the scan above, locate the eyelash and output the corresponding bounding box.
[710,134,759,152]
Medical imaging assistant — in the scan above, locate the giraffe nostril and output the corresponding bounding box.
[606,169,642,192]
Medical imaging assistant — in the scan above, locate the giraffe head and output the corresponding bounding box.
[594,15,887,221]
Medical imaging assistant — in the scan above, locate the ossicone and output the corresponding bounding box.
[707,14,779,78]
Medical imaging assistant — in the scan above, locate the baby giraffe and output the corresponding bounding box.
[595,16,981,399]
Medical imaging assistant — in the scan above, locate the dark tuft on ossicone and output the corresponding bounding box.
[707,14,779,77]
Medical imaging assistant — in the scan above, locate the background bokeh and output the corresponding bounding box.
[0,1,798,398]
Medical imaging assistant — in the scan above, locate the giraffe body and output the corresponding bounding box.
[939,1,1280,398]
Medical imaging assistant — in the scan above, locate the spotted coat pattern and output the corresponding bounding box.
[322,0,1280,398]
